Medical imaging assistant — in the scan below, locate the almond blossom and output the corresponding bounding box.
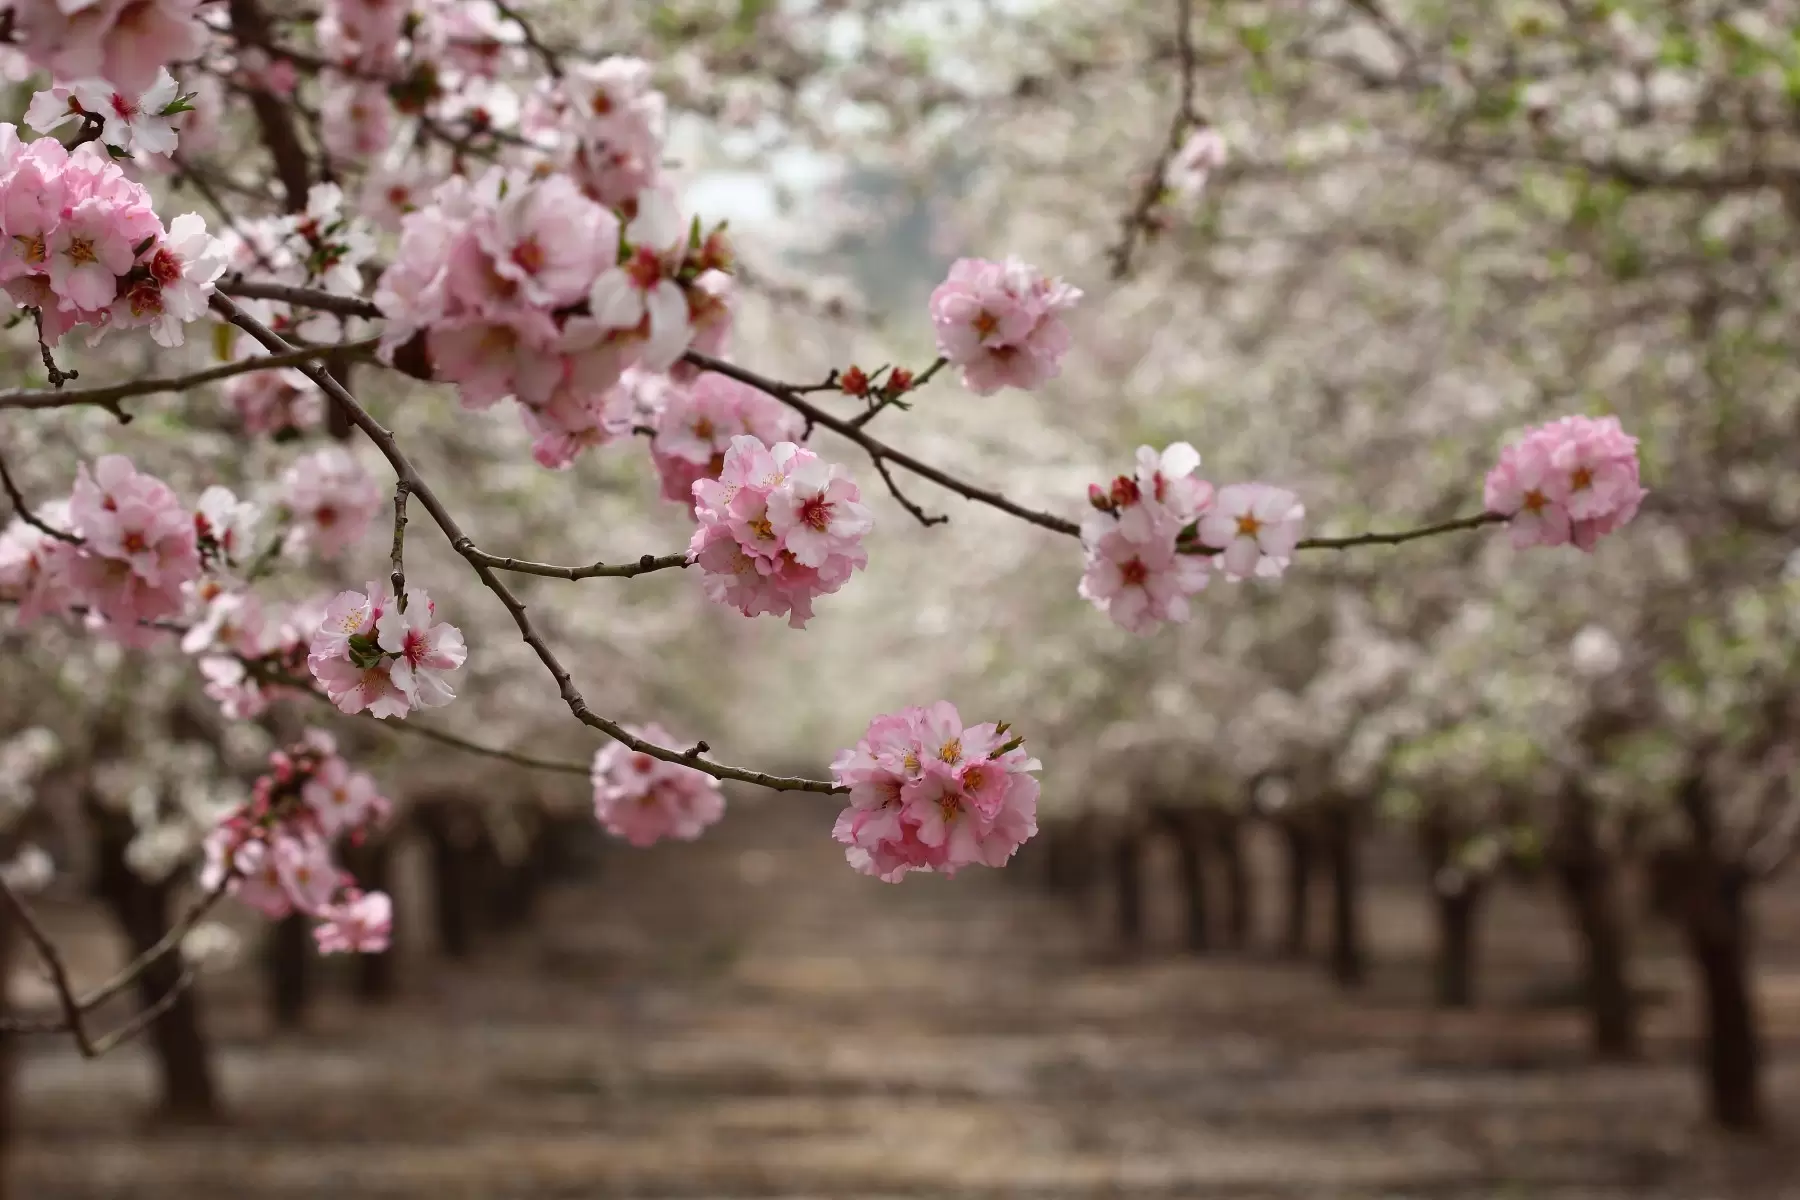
[30,70,184,155]
[651,371,805,508]
[591,725,726,847]
[830,704,1041,882]
[375,589,469,711]
[687,435,871,628]
[313,890,393,955]
[1198,483,1307,580]
[1079,530,1210,634]
[66,454,200,634]
[587,188,692,371]
[280,447,382,561]
[928,256,1082,395]
[1485,414,1646,551]
[15,0,206,95]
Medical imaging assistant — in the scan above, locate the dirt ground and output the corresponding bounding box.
[10,792,1800,1199]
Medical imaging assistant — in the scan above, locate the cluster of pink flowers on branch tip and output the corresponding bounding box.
[227,367,325,439]
[183,588,320,720]
[281,447,382,561]
[1485,415,1647,551]
[373,170,734,470]
[928,257,1080,395]
[200,730,393,955]
[688,436,873,628]
[529,56,668,208]
[591,726,727,847]
[0,126,226,347]
[308,583,468,720]
[1079,444,1214,633]
[220,183,378,345]
[831,704,1040,882]
[14,0,204,94]
[650,372,805,510]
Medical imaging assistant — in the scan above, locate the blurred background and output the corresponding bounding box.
[6,0,1800,1196]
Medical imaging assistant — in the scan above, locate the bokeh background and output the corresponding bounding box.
[6,0,1800,1196]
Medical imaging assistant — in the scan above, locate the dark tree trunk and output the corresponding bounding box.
[1683,870,1762,1130]
[1215,820,1252,950]
[1281,822,1312,958]
[0,895,15,1200]
[1556,855,1638,1061]
[93,826,219,1121]
[1113,832,1143,951]
[1324,804,1365,988]
[419,803,477,960]
[1433,886,1481,1008]
[343,839,396,1003]
[264,913,312,1030]
[1170,815,1209,953]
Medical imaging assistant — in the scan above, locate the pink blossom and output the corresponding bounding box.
[1197,483,1305,580]
[17,0,206,95]
[311,655,411,720]
[587,189,692,371]
[125,211,228,347]
[0,508,78,624]
[687,435,870,627]
[313,890,393,955]
[478,172,617,307]
[48,197,138,312]
[273,832,342,914]
[651,373,804,508]
[68,69,182,155]
[281,447,382,560]
[1166,128,1227,200]
[320,79,394,162]
[375,589,467,711]
[591,725,725,847]
[65,455,200,631]
[302,757,390,839]
[181,589,265,657]
[830,704,1040,881]
[226,367,323,436]
[1079,529,1210,633]
[928,257,1081,395]
[1485,414,1645,551]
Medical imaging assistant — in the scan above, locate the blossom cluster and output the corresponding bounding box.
[201,730,393,955]
[219,184,379,346]
[527,56,669,209]
[928,257,1081,395]
[182,586,321,720]
[590,725,726,847]
[26,69,189,157]
[0,127,225,347]
[226,366,324,439]
[308,582,467,720]
[374,169,733,470]
[14,0,203,95]
[830,704,1041,882]
[1484,414,1646,551]
[688,436,874,628]
[649,371,805,509]
[280,446,384,561]
[1080,444,1309,633]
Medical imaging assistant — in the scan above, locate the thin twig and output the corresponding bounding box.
[0,450,81,544]
[209,292,845,795]
[31,310,77,389]
[1294,511,1507,550]
[1108,0,1203,279]
[0,338,380,417]
[491,0,564,76]
[389,480,410,610]
[462,549,690,581]
[871,455,948,527]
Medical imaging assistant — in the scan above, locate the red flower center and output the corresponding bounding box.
[798,494,832,532]
[511,237,546,275]
[1121,558,1149,586]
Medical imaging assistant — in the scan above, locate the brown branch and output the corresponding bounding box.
[870,455,948,527]
[490,0,564,77]
[1108,0,1203,279]
[1295,511,1508,550]
[0,449,81,544]
[0,337,379,416]
[31,309,77,388]
[685,351,1084,538]
[209,292,844,795]
[227,0,315,211]
[461,549,690,581]
[0,874,231,1053]
[389,479,411,608]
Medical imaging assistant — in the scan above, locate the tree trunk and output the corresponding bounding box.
[1281,823,1312,958]
[1433,885,1481,1008]
[264,913,311,1030]
[1324,804,1365,988]
[93,831,220,1121]
[419,803,476,960]
[0,894,15,1200]
[1556,857,1638,1061]
[1170,815,1209,953]
[1683,870,1762,1130]
[343,839,396,1003]
[1216,820,1251,950]
[1113,832,1143,951]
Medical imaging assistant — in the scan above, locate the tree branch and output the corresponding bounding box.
[209,292,844,795]
[460,548,691,581]
[1108,0,1203,278]
[0,338,379,417]
[0,449,81,543]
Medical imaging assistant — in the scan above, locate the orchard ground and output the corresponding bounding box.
[11,794,1800,1200]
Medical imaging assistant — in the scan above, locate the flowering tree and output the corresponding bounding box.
[0,0,1653,1132]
